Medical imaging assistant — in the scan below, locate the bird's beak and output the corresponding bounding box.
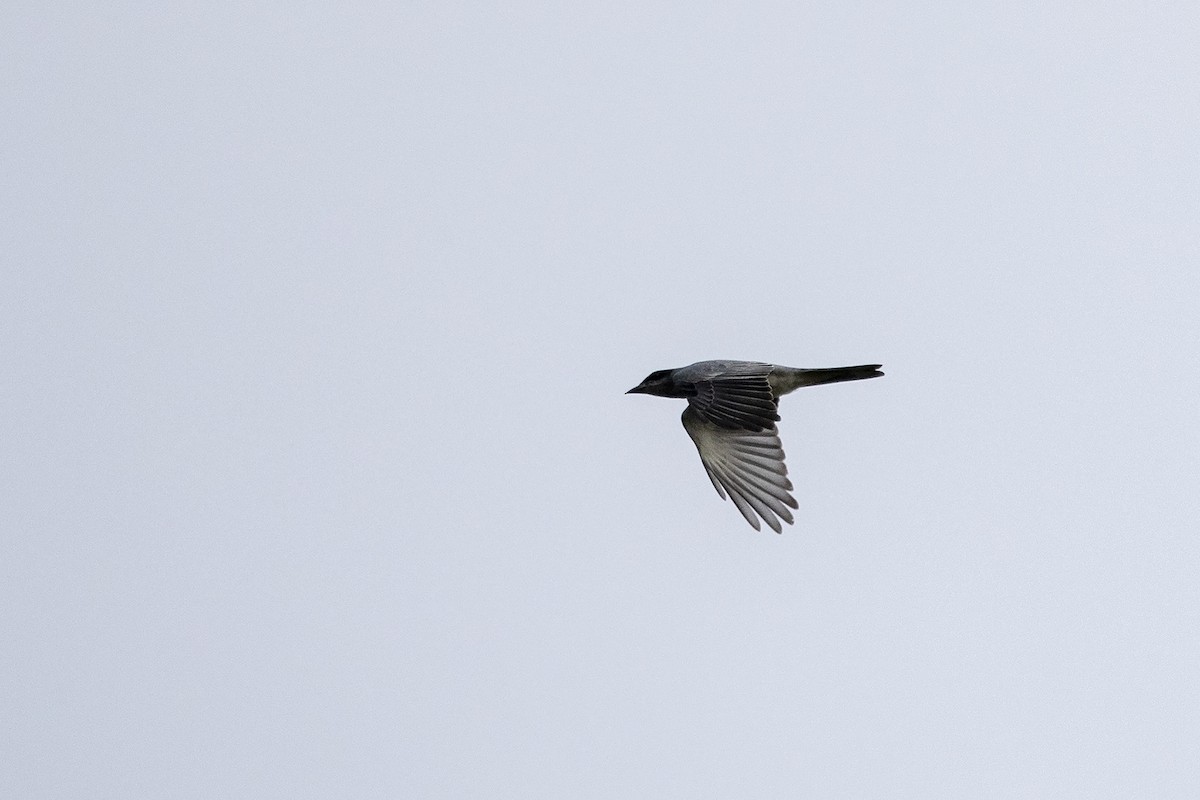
[626,385,647,394]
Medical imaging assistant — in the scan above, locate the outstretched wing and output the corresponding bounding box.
[681,405,798,533]
[688,364,780,431]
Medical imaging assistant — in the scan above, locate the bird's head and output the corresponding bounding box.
[626,368,691,398]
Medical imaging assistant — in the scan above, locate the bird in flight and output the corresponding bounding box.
[627,360,883,533]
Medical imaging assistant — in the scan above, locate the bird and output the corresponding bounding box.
[627,360,883,533]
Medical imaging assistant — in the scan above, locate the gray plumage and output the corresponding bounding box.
[627,360,883,533]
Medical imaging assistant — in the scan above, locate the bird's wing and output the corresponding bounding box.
[688,366,780,431]
[681,406,798,533]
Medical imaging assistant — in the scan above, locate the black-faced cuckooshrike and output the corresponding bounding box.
[627,360,883,532]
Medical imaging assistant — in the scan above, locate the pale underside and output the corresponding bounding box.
[681,405,798,533]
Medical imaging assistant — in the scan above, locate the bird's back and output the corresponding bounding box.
[674,360,773,383]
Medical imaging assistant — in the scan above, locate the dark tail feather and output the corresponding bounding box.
[794,364,884,388]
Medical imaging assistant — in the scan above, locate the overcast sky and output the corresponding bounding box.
[4,2,1199,797]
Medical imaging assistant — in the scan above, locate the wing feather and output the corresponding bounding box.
[681,406,798,533]
[689,368,780,431]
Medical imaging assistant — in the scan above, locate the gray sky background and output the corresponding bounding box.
[4,2,1199,797]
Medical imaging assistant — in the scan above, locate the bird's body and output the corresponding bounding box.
[627,360,882,533]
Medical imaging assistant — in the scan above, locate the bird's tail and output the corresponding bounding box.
[770,364,884,395]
